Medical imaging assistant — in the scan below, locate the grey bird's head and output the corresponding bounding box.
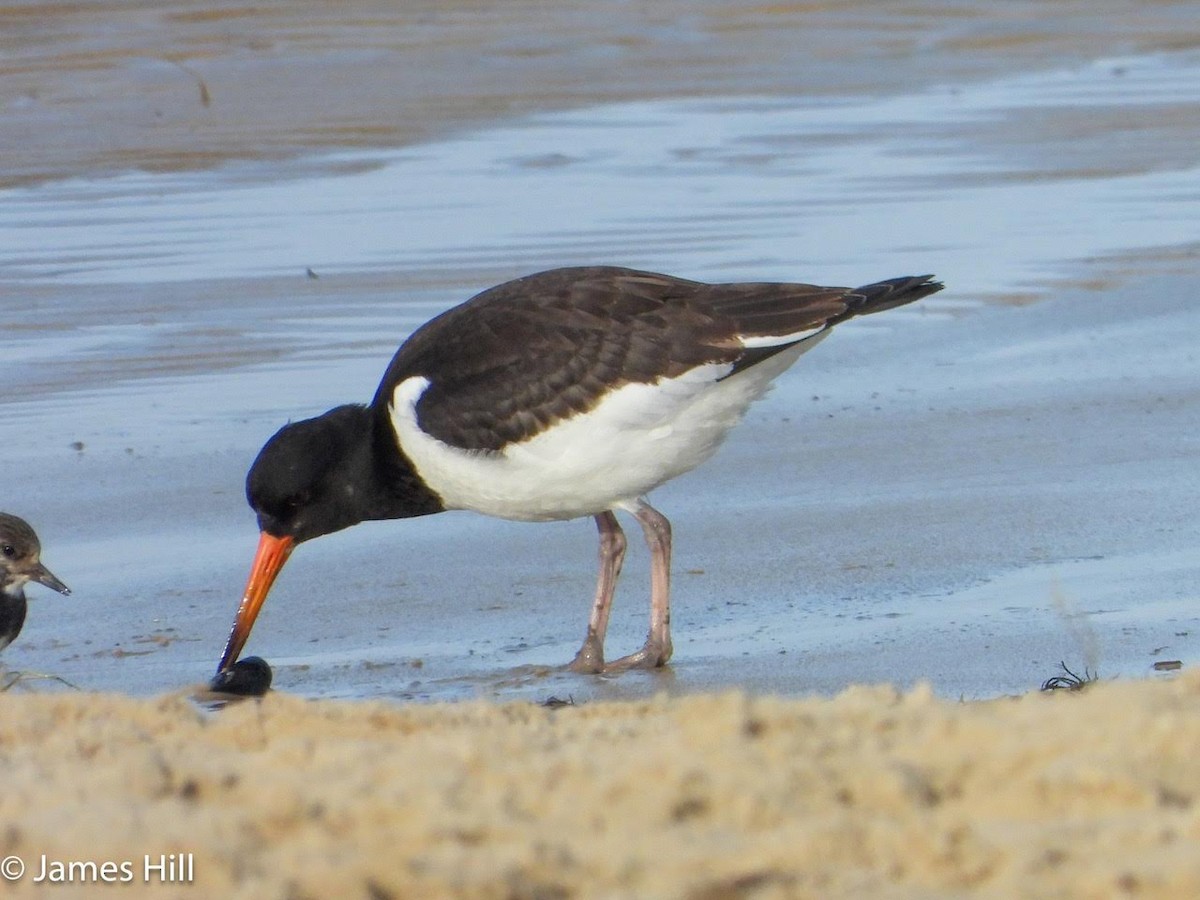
[0,513,70,653]
[0,513,70,599]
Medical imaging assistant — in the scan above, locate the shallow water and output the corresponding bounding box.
[2,41,1199,702]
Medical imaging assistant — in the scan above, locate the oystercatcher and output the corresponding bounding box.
[216,266,941,676]
[0,513,70,654]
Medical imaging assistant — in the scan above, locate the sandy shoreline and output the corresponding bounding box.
[3,673,1200,898]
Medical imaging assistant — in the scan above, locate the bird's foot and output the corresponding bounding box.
[602,637,672,673]
[566,635,673,674]
[567,635,606,674]
[1,669,80,692]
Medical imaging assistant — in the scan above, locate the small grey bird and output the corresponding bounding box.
[0,513,70,653]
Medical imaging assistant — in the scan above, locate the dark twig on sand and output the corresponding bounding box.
[165,58,212,107]
[1040,661,1098,692]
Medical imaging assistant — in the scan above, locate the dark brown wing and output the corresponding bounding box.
[372,266,940,451]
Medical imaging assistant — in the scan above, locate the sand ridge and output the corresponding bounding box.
[2,672,1198,897]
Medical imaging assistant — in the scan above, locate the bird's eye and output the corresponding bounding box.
[1,544,15,559]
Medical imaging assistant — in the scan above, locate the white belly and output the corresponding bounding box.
[388,338,820,521]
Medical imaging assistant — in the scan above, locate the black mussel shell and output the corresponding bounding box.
[208,656,273,697]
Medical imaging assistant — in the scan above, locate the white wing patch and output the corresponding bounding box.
[389,338,819,522]
[738,324,829,349]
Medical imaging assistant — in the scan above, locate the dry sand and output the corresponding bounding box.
[3,674,1200,898]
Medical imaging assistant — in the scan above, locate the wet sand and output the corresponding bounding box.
[6,0,1199,188]
[3,1,1200,896]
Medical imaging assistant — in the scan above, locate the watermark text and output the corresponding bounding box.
[1,853,194,884]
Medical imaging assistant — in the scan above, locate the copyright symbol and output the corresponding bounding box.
[1,855,24,880]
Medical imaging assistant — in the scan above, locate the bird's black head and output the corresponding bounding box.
[245,404,380,545]
[218,402,443,675]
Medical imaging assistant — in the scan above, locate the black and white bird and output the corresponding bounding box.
[215,266,941,677]
[0,513,70,654]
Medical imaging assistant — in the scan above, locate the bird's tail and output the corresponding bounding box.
[829,274,943,324]
[713,273,942,378]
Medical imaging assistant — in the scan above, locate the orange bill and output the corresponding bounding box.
[216,531,295,674]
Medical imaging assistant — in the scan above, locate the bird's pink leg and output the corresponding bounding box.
[568,511,626,673]
[604,499,673,671]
